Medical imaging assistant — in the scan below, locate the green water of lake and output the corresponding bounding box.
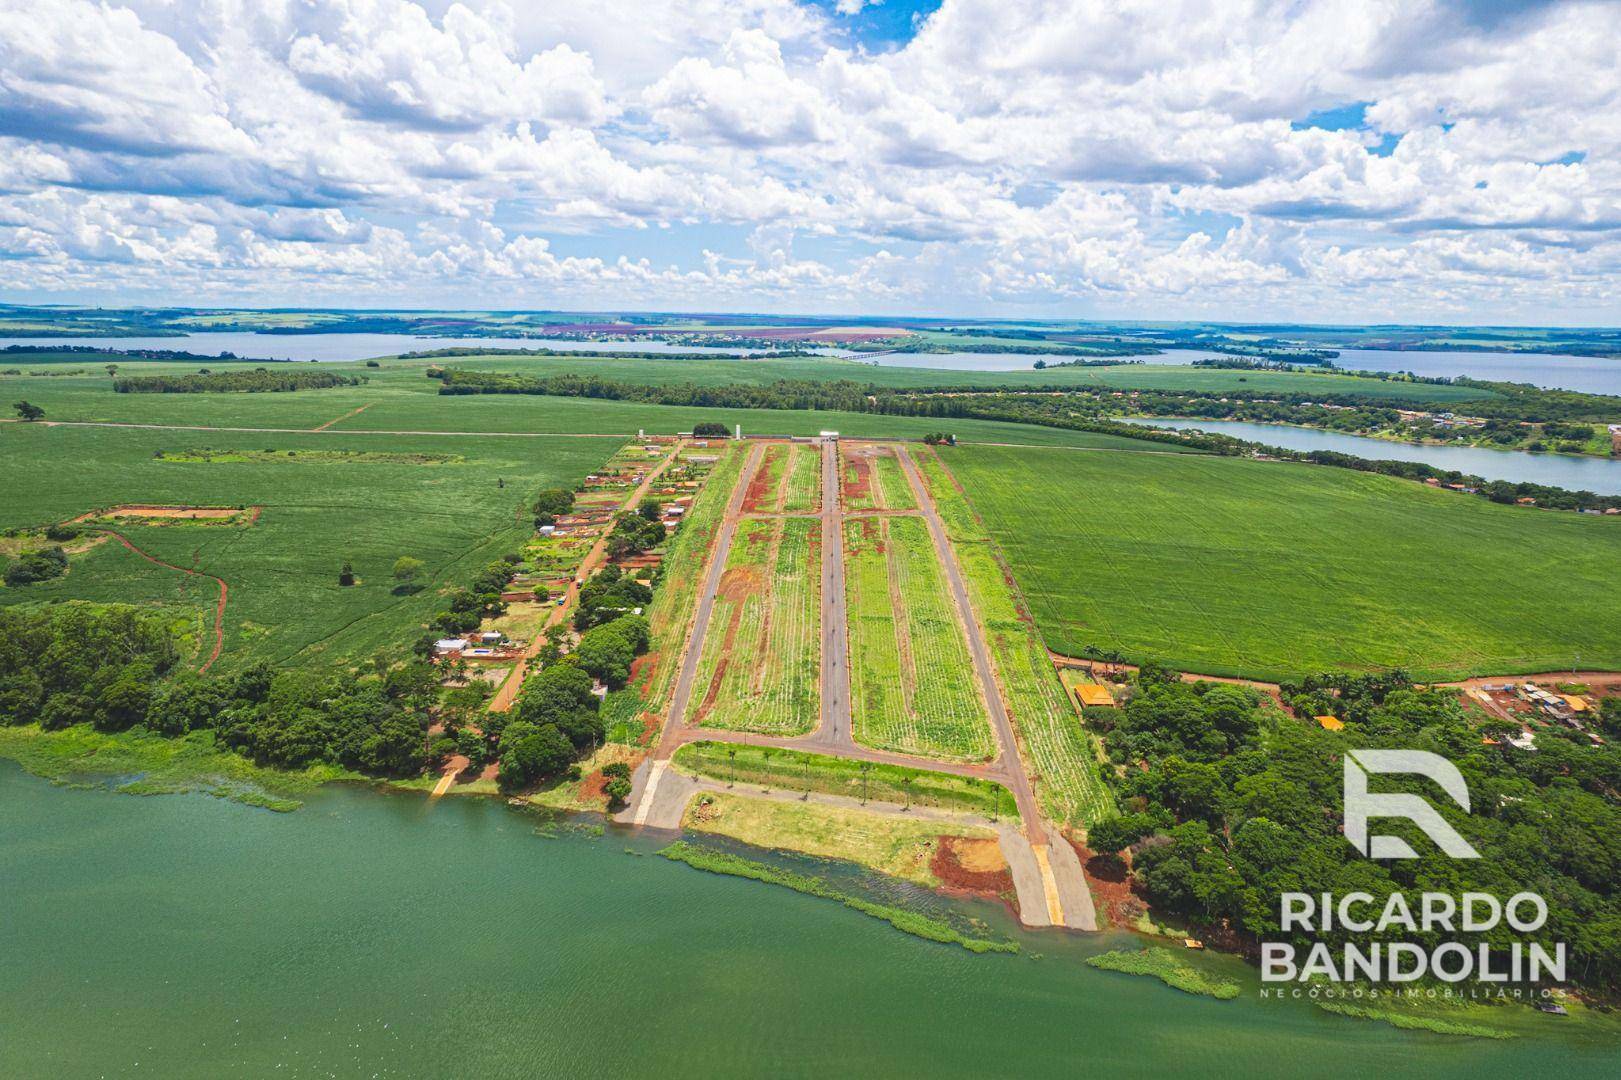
[3,765,1618,1078]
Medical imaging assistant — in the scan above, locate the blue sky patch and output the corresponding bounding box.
[806,0,944,50]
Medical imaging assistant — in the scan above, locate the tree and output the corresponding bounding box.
[515,662,602,749]
[1086,816,1138,856]
[638,496,662,521]
[391,556,424,592]
[532,488,574,523]
[13,400,44,422]
[338,560,356,587]
[105,364,119,377]
[498,722,574,792]
[604,777,633,806]
[692,421,730,437]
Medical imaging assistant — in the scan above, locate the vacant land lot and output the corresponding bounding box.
[917,452,1116,829]
[672,741,1013,818]
[689,515,821,735]
[946,444,1621,681]
[781,442,822,512]
[0,423,609,671]
[841,443,918,511]
[844,515,995,761]
[682,790,997,889]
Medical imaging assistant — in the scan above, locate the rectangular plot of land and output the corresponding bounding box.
[843,515,994,761]
[841,444,917,511]
[780,443,823,512]
[741,444,790,513]
[689,516,821,734]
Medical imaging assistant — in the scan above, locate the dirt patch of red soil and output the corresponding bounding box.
[932,835,1015,903]
[741,447,782,512]
[74,504,261,524]
[1070,840,1151,930]
[578,769,608,802]
[630,652,658,696]
[842,454,873,507]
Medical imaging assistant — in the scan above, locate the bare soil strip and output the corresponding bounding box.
[73,504,262,524]
[310,402,375,432]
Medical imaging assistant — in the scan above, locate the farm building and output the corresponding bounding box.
[434,638,469,655]
[1074,684,1115,708]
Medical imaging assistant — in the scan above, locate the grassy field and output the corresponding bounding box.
[672,741,1014,818]
[781,442,821,512]
[844,516,995,761]
[0,423,610,671]
[916,451,1116,828]
[944,444,1621,681]
[628,444,747,733]
[682,790,996,889]
[688,516,821,735]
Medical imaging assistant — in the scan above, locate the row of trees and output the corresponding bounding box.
[113,370,364,393]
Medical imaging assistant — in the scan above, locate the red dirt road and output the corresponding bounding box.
[486,439,686,713]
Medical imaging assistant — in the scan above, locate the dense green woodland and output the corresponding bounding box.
[114,370,364,393]
[1088,670,1621,994]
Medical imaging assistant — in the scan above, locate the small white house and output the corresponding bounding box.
[479,631,503,644]
[434,638,469,654]
[538,524,556,535]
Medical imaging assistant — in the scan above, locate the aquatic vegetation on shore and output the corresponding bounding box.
[1085,948,1240,999]
[658,840,1018,954]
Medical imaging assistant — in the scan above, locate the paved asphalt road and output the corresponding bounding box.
[807,437,852,752]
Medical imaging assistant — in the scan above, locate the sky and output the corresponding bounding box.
[1,0,1619,324]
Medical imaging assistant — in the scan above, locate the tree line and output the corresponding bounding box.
[113,370,365,393]
[431,369,1621,511]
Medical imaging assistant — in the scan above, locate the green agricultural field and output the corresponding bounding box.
[916,451,1115,828]
[944,444,1621,682]
[844,515,995,761]
[632,444,747,728]
[1,357,1222,449]
[780,442,822,512]
[688,515,821,735]
[0,423,610,672]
